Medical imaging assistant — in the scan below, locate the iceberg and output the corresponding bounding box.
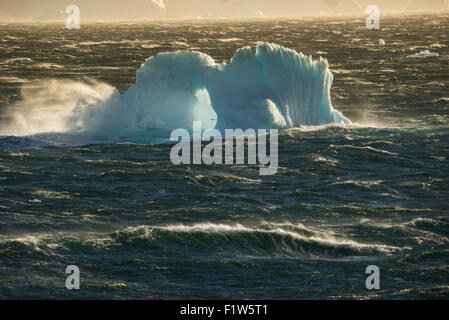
[99,42,350,134]
[1,43,351,142]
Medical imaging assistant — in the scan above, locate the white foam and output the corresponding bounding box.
[407,50,439,58]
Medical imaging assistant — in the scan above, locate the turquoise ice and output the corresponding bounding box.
[116,42,351,133]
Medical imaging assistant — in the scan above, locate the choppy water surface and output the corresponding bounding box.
[0,14,449,299]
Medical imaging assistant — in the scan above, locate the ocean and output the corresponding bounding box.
[0,14,448,299]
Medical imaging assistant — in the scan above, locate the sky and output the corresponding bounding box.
[0,0,448,21]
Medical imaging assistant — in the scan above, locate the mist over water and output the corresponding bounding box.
[0,14,448,299]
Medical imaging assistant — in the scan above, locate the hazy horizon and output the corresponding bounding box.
[0,0,448,22]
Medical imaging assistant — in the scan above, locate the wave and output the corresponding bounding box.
[0,42,350,145]
[0,221,402,259]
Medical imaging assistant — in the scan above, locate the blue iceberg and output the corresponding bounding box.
[1,43,351,144]
[114,42,350,133]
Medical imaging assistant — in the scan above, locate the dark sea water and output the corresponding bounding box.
[0,14,448,299]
